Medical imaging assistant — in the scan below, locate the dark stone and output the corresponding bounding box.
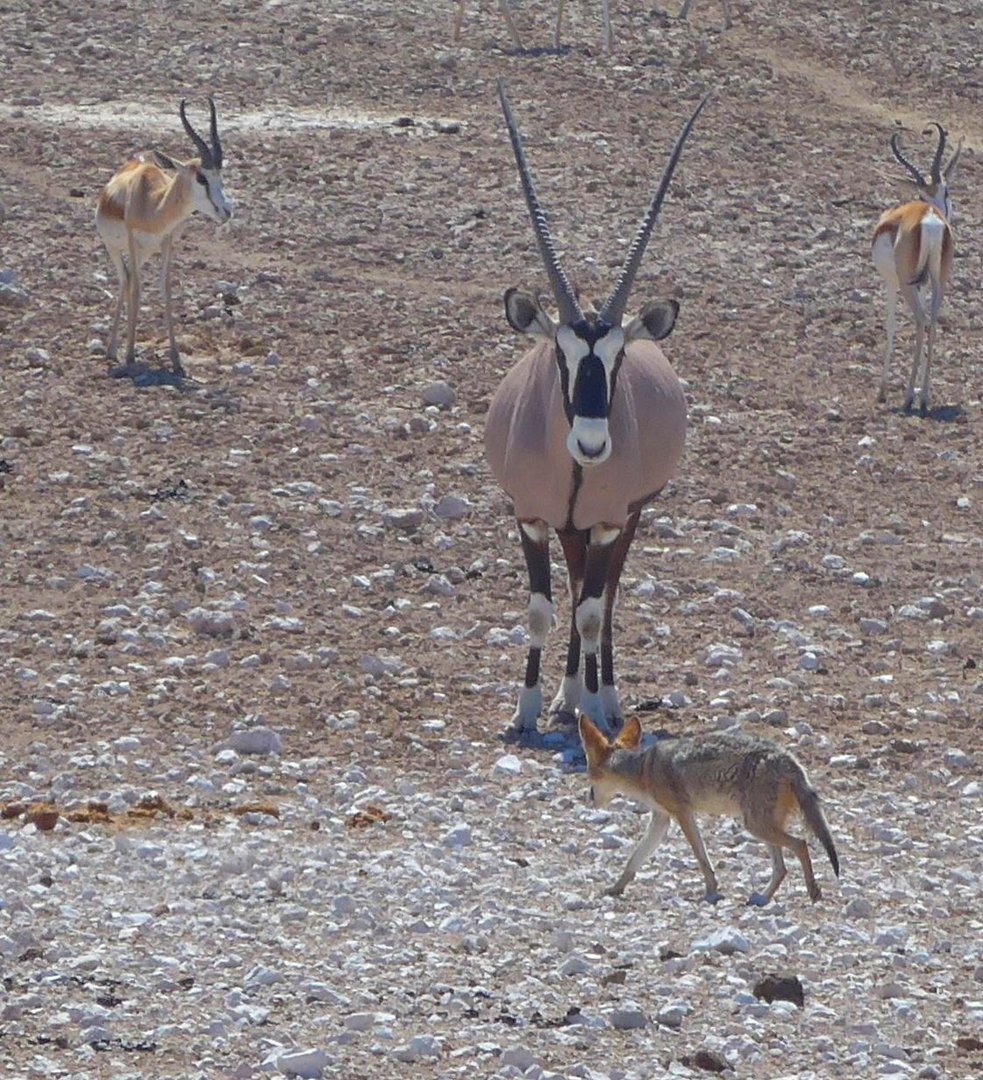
[754,973,805,1008]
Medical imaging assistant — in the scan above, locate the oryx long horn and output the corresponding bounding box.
[925,121,947,184]
[208,96,224,169]
[890,132,926,186]
[180,99,214,168]
[598,93,710,328]
[498,79,583,326]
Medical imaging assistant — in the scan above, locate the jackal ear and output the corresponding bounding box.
[578,711,610,763]
[614,715,642,751]
[624,300,679,343]
[505,288,556,338]
[152,149,181,172]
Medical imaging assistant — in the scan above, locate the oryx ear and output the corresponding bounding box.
[624,299,679,343]
[505,288,555,338]
[578,710,611,765]
[152,149,181,171]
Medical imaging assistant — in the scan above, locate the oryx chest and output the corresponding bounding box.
[485,339,687,531]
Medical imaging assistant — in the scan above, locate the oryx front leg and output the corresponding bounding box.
[576,524,620,730]
[606,807,670,897]
[513,519,554,732]
[551,527,588,720]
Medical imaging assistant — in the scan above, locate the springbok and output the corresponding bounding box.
[872,122,962,415]
[486,80,708,734]
[453,1,730,51]
[95,98,233,374]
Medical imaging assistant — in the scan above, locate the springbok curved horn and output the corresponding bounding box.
[598,94,710,328]
[498,79,583,326]
[890,132,926,186]
[208,96,224,169]
[944,135,964,179]
[180,99,214,169]
[924,121,947,184]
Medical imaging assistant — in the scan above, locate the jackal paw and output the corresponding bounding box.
[702,890,723,905]
[747,892,770,907]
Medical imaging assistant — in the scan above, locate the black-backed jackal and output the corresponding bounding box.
[579,715,840,905]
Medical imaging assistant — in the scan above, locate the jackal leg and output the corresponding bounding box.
[513,518,553,731]
[605,807,670,896]
[675,808,722,903]
[747,845,787,906]
[745,817,820,902]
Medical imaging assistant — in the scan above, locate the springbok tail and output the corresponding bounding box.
[909,215,946,289]
[793,773,840,877]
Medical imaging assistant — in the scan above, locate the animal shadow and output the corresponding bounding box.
[109,360,188,389]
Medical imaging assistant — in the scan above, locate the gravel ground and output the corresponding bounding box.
[1,1,982,1078]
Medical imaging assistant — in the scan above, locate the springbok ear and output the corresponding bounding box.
[624,299,679,343]
[578,711,610,765]
[505,288,555,338]
[152,150,181,171]
[614,715,642,751]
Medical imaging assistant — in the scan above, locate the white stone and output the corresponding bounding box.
[277,1048,331,1078]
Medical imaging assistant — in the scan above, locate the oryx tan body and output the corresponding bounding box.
[95,98,232,374]
[486,338,686,530]
[871,122,961,415]
[580,715,840,905]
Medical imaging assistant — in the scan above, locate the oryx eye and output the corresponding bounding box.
[196,172,208,187]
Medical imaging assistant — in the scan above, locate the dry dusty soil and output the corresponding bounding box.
[0,2,981,1079]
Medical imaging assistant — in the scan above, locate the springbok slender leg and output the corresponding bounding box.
[452,0,465,40]
[554,0,566,47]
[125,228,143,365]
[921,281,943,416]
[497,0,524,47]
[878,280,898,403]
[106,248,129,362]
[679,0,733,28]
[514,519,554,731]
[599,508,641,728]
[600,0,613,50]
[900,280,926,414]
[159,234,184,374]
[551,527,588,719]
